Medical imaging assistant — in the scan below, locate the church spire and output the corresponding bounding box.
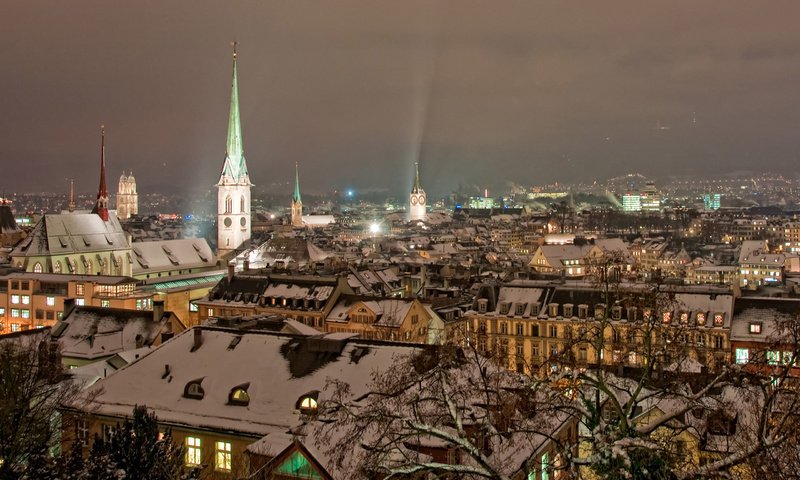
[92,126,109,221]
[68,179,75,213]
[219,42,248,183]
[293,162,302,203]
[412,162,422,194]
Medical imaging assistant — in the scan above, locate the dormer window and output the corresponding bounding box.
[749,322,762,334]
[696,312,706,326]
[477,299,488,314]
[296,390,320,414]
[499,302,510,315]
[549,303,559,317]
[563,304,574,318]
[515,303,526,316]
[578,305,588,319]
[228,383,250,406]
[183,378,205,400]
[713,313,724,327]
[662,312,672,324]
[611,306,622,321]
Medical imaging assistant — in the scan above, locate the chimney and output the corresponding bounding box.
[191,328,203,352]
[153,300,165,323]
[63,298,76,317]
[227,262,235,282]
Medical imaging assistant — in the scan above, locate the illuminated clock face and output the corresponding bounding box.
[224,217,232,227]
[411,196,418,205]
[418,195,426,205]
[240,217,247,227]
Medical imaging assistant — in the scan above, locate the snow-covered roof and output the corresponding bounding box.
[12,212,128,257]
[131,238,215,274]
[72,328,423,438]
[53,306,171,360]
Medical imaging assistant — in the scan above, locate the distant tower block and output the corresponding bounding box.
[291,163,303,227]
[409,162,427,221]
[116,171,138,219]
[216,42,252,257]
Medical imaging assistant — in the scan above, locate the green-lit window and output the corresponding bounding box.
[215,441,232,471]
[274,450,323,478]
[101,300,110,308]
[186,437,201,466]
[735,348,749,365]
[541,451,550,480]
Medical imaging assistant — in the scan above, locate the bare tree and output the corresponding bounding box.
[0,332,79,479]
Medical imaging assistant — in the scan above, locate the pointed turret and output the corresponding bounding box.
[68,179,75,213]
[218,43,250,185]
[412,162,422,194]
[92,126,109,221]
[291,162,303,227]
[293,162,302,203]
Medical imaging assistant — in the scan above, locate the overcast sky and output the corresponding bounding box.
[3,1,800,198]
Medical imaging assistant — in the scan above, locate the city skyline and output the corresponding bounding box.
[3,1,800,198]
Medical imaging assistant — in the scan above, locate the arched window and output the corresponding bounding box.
[53,261,62,274]
[225,195,232,214]
[33,262,43,273]
[183,378,205,400]
[296,390,320,414]
[228,383,250,406]
[240,196,245,213]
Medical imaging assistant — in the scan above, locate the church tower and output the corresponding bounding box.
[291,163,303,227]
[91,126,110,222]
[216,43,252,256]
[409,162,426,221]
[116,171,138,219]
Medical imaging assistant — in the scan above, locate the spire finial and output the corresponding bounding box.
[232,40,238,59]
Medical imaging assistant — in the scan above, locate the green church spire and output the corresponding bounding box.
[220,42,248,183]
[293,162,302,203]
[412,162,422,193]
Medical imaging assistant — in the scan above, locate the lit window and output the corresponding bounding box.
[46,296,55,307]
[767,351,780,365]
[208,308,214,316]
[735,348,749,364]
[713,313,724,326]
[11,323,20,332]
[189,302,199,312]
[696,313,706,325]
[33,262,43,273]
[186,437,202,466]
[76,284,85,296]
[300,397,316,410]
[76,299,85,306]
[101,300,110,308]
[0,308,4,316]
[228,384,250,406]
[662,312,671,324]
[11,295,19,304]
[11,309,19,318]
[215,441,232,471]
[21,310,30,319]
[21,295,30,305]
[749,323,762,334]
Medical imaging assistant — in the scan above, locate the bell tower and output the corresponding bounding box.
[409,162,426,221]
[217,43,252,257]
[291,163,303,227]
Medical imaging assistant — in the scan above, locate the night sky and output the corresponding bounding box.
[3,1,800,198]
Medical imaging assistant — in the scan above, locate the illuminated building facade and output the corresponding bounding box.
[703,193,721,211]
[622,193,641,212]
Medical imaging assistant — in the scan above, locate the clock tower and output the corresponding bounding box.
[217,44,252,257]
[409,162,427,221]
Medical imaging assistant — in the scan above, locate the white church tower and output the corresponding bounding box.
[409,162,427,221]
[217,43,252,257]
